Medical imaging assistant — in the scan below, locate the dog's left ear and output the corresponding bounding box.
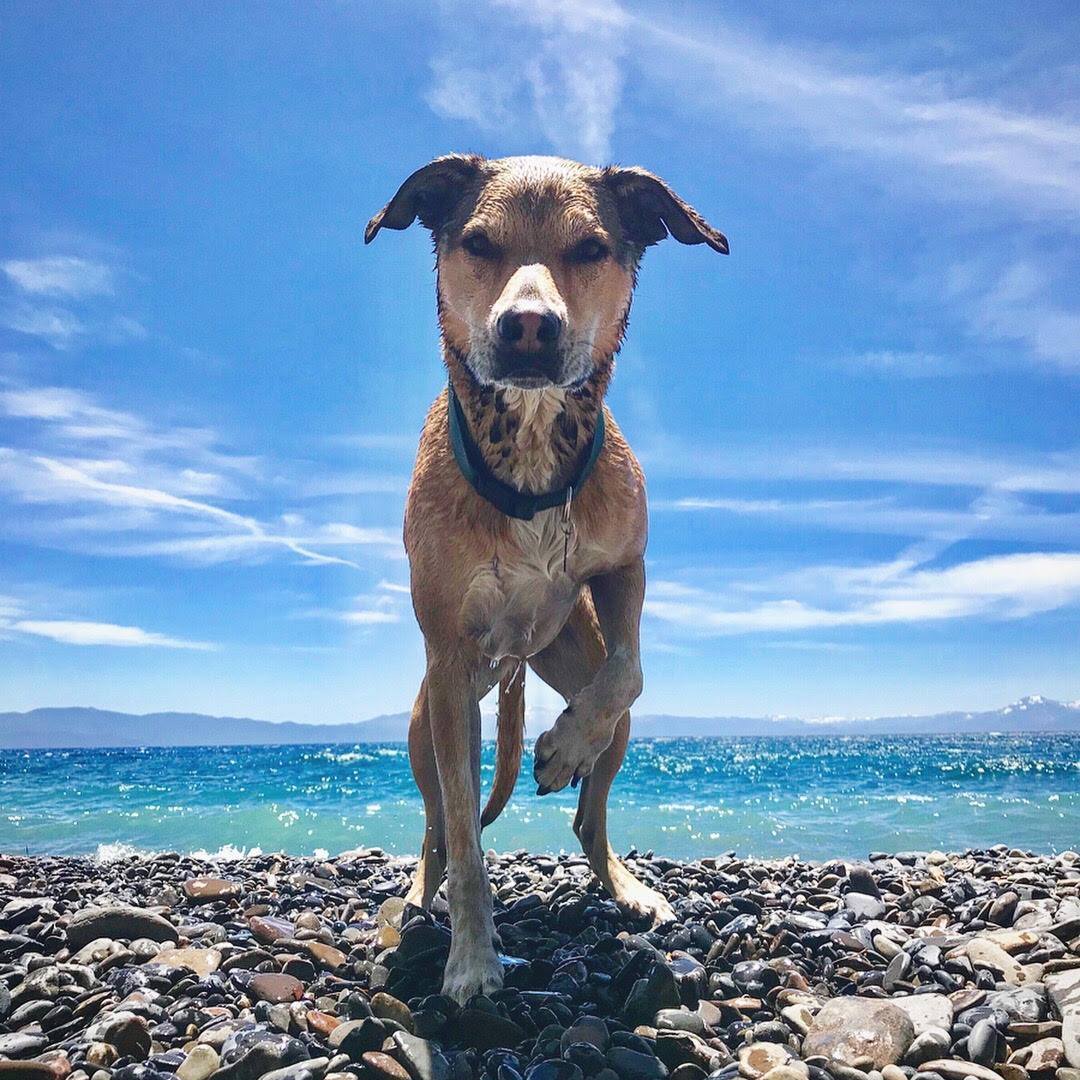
[602,166,728,255]
[365,154,485,244]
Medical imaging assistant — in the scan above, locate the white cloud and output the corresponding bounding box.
[2,256,114,298]
[949,261,1080,373]
[429,2,1080,216]
[835,351,961,378]
[642,440,1080,495]
[0,383,404,568]
[341,609,400,625]
[1,304,86,348]
[10,618,213,650]
[2,385,125,422]
[427,3,1080,377]
[1,253,147,350]
[428,0,627,162]
[633,12,1080,218]
[293,587,406,629]
[645,551,1080,636]
[0,450,371,568]
[656,490,1080,545]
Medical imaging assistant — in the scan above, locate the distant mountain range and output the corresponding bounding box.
[1,695,1078,749]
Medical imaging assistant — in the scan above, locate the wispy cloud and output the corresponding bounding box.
[0,592,214,649]
[0,448,384,568]
[949,261,1080,373]
[634,15,1080,219]
[2,256,114,298]
[646,551,1080,636]
[1,252,143,350]
[11,619,214,649]
[428,2,1080,378]
[341,608,400,625]
[0,305,86,349]
[657,490,1080,545]
[430,1,1080,217]
[428,0,627,162]
[643,440,1080,495]
[834,351,962,378]
[299,471,409,498]
[297,581,408,627]
[0,383,403,568]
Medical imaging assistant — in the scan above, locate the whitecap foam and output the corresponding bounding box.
[94,841,153,864]
[189,843,265,861]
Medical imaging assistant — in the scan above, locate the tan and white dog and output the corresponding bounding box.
[365,154,727,1002]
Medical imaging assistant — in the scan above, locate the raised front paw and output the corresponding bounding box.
[533,710,609,795]
[441,941,504,1004]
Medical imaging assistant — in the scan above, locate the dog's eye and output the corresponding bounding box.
[568,237,609,264]
[461,231,499,260]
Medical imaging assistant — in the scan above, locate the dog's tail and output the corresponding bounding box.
[481,661,525,828]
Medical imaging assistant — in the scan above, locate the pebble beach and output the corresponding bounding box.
[1,847,1079,1080]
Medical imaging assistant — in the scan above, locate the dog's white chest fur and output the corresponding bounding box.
[464,508,580,661]
[459,386,589,660]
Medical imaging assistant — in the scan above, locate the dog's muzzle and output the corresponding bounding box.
[492,344,563,387]
[491,307,565,387]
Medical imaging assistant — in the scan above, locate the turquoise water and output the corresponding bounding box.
[1,736,1077,861]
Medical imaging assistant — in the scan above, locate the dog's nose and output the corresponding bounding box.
[496,309,562,351]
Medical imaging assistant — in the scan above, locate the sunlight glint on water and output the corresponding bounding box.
[2,736,1077,860]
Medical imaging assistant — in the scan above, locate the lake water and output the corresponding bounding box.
[2,735,1077,861]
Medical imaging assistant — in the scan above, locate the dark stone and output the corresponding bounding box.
[967,1019,999,1066]
[654,1010,706,1036]
[363,1052,412,1080]
[391,1032,452,1080]
[248,974,304,1004]
[0,1064,57,1080]
[525,1062,583,1080]
[561,1018,610,1054]
[66,906,178,949]
[624,964,680,1026]
[218,1028,310,1080]
[847,867,881,898]
[259,1059,330,1080]
[564,1043,608,1075]
[605,1048,668,1080]
[330,1018,389,1060]
[455,1009,525,1050]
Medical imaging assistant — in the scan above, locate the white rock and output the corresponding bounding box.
[177,1045,220,1080]
[1046,969,1080,1069]
[890,994,953,1036]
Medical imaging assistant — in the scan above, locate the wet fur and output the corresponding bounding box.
[365,153,726,1003]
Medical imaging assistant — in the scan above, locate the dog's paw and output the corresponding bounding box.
[441,943,504,1004]
[533,712,608,795]
[607,866,676,926]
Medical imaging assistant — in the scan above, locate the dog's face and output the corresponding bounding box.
[366,155,727,390]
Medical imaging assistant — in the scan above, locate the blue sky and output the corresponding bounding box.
[1,0,1078,724]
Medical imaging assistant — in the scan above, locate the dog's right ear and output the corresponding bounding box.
[365,154,485,244]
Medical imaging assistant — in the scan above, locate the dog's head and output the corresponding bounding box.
[366,154,727,390]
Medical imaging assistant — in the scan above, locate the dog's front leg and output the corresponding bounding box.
[427,651,503,1003]
[534,559,644,794]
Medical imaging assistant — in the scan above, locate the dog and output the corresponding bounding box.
[365,154,727,1002]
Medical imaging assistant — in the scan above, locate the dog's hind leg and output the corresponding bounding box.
[404,679,446,910]
[529,598,674,926]
[427,653,503,1003]
[574,712,675,925]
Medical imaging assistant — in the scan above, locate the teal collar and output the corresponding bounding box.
[447,383,605,521]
